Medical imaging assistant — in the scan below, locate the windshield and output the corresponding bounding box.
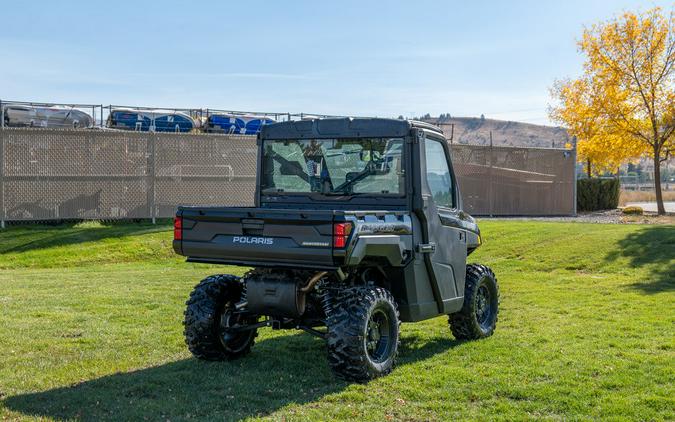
[261,138,405,195]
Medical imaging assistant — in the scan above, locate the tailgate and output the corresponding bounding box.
[175,207,336,268]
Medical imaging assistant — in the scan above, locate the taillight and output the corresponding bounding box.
[333,222,353,248]
[174,216,183,240]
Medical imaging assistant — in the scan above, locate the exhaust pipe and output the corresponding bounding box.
[300,271,328,293]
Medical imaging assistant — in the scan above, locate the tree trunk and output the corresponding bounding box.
[587,159,592,178]
[653,150,665,215]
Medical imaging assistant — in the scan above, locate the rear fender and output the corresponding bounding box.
[346,235,409,266]
[342,213,413,267]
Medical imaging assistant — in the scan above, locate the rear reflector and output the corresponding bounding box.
[333,222,353,248]
[174,216,182,240]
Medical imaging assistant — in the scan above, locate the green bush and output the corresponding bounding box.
[622,206,644,215]
[577,178,620,211]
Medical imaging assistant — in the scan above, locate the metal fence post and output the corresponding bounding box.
[572,136,578,216]
[0,127,4,229]
[148,133,156,224]
[488,131,494,217]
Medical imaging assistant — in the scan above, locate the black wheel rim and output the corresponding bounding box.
[475,283,493,329]
[219,306,255,353]
[366,308,392,363]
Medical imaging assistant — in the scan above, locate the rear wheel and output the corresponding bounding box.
[184,274,258,360]
[326,286,400,381]
[449,264,499,340]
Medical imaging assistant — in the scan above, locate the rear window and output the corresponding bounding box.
[261,138,405,196]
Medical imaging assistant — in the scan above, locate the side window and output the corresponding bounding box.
[424,138,455,208]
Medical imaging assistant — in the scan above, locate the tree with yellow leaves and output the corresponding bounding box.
[550,7,674,214]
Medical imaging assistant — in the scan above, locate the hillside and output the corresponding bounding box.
[423,116,572,148]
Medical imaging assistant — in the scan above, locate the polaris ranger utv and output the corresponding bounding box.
[173,118,499,381]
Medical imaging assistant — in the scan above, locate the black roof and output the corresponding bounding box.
[260,117,443,140]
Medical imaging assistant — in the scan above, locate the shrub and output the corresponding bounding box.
[577,178,620,211]
[622,206,644,215]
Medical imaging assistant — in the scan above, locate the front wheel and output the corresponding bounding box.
[183,274,258,360]
[326,286,400,382]
[449,264,499,340]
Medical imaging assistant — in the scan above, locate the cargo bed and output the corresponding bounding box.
[174,207,338,269]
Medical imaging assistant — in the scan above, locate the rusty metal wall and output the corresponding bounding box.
[0,128,575,223]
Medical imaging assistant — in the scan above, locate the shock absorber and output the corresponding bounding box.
[235,275,249,310]
[319,283,335,321]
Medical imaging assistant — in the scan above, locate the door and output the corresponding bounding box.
[420,135,467,312]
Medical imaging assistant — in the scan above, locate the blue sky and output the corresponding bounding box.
[0,0,671,125]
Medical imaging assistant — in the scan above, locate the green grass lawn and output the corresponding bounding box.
[0,220,673,421]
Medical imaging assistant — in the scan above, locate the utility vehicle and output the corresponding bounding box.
[173,118,499,381]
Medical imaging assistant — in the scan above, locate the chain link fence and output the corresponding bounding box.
[451,143,576,216]
[0,128,575,225]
